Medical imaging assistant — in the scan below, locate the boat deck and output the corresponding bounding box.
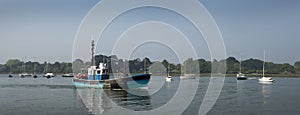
[73,78,128,89]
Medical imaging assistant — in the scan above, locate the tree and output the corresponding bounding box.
[280,63,295,74]
[226,57,239,74]
[295,61,300,73]
[161,60,169,68]
[73,59,85,74]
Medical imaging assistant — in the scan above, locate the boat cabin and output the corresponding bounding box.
[88,63,109,80]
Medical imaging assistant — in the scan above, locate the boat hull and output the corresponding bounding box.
[258,77,274,82]
[165,76,172,82]
[237,76,247,80]
[180,76,195,80]
[61,74,74,77]
[73,73,151,89]
[237,77,247,80]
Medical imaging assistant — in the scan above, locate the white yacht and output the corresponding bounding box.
[165,64,172,82]
[259,51,274,82]
[237,58,247,80]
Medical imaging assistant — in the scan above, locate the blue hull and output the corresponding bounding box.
[73,73,151,89]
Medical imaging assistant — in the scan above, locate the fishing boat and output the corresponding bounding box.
[259,51,274,82]
[237,58,247,80]
[73,40,151,89]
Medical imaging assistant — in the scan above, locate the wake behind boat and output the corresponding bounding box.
[73,40,151,89]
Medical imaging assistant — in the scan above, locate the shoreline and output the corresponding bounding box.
[149,73,300,78]
[2,73,300,78]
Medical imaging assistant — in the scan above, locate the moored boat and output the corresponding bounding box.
[165,64,172,82]
[237,58,247,80]
[62,73,74,77]
[237,73,247,80]
[165,76,172,82]
[258,51,274,82]
[180,74,195,79]
[19,73,32,78]
[44,73,55,78]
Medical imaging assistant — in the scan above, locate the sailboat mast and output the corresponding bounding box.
[91,40,95,80]
[33,58,36,75]
[167,63,170,76]
[22,58,25,74]
[34,63,36,75]
[10,64,12,74]
[144,59,146,73]
[263,50,265,77]
[239,58,242,73]
[45,62,48,73]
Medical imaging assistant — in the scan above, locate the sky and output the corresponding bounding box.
[0,0,300,64]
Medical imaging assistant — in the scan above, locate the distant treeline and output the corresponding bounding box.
[0,59,72,74]
[1,55,300,74]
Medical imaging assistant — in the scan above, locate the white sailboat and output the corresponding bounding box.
[19,60,32,77]
[259,51,274,82]
[33,58,37,78]
[165,64,172,82]
[180,63,195,80]
[237,58,247,80]
[43,62,55,78]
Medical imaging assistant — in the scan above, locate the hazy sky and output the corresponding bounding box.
[1,0,300,64]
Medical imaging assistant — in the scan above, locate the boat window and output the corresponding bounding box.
[102,69,107,74]
[97,70,101,74]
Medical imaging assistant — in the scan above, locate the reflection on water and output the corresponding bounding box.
[74,77,181,114]
[105,89,152,111]
[260,81,273,104]
[2,76,300,114]
[75,88,153,114]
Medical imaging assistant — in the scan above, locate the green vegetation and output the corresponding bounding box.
[0,59,72,74]
[0,55,299,76]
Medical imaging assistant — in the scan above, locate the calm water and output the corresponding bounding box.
[0,74,300,115]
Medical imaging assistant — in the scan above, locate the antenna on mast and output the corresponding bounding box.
[91,39,95,67]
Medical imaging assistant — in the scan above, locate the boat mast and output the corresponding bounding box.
[167,63,170,76]
[91,40,95,80]
[263,50,265,78]
[239,58,242,74]
[46,62,48,73]
[22,58,25,74]
[10,64,12,74]
[33,58,36,75]
[144,59,146,73]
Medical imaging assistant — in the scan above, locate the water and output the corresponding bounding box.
[0,75,300,115]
